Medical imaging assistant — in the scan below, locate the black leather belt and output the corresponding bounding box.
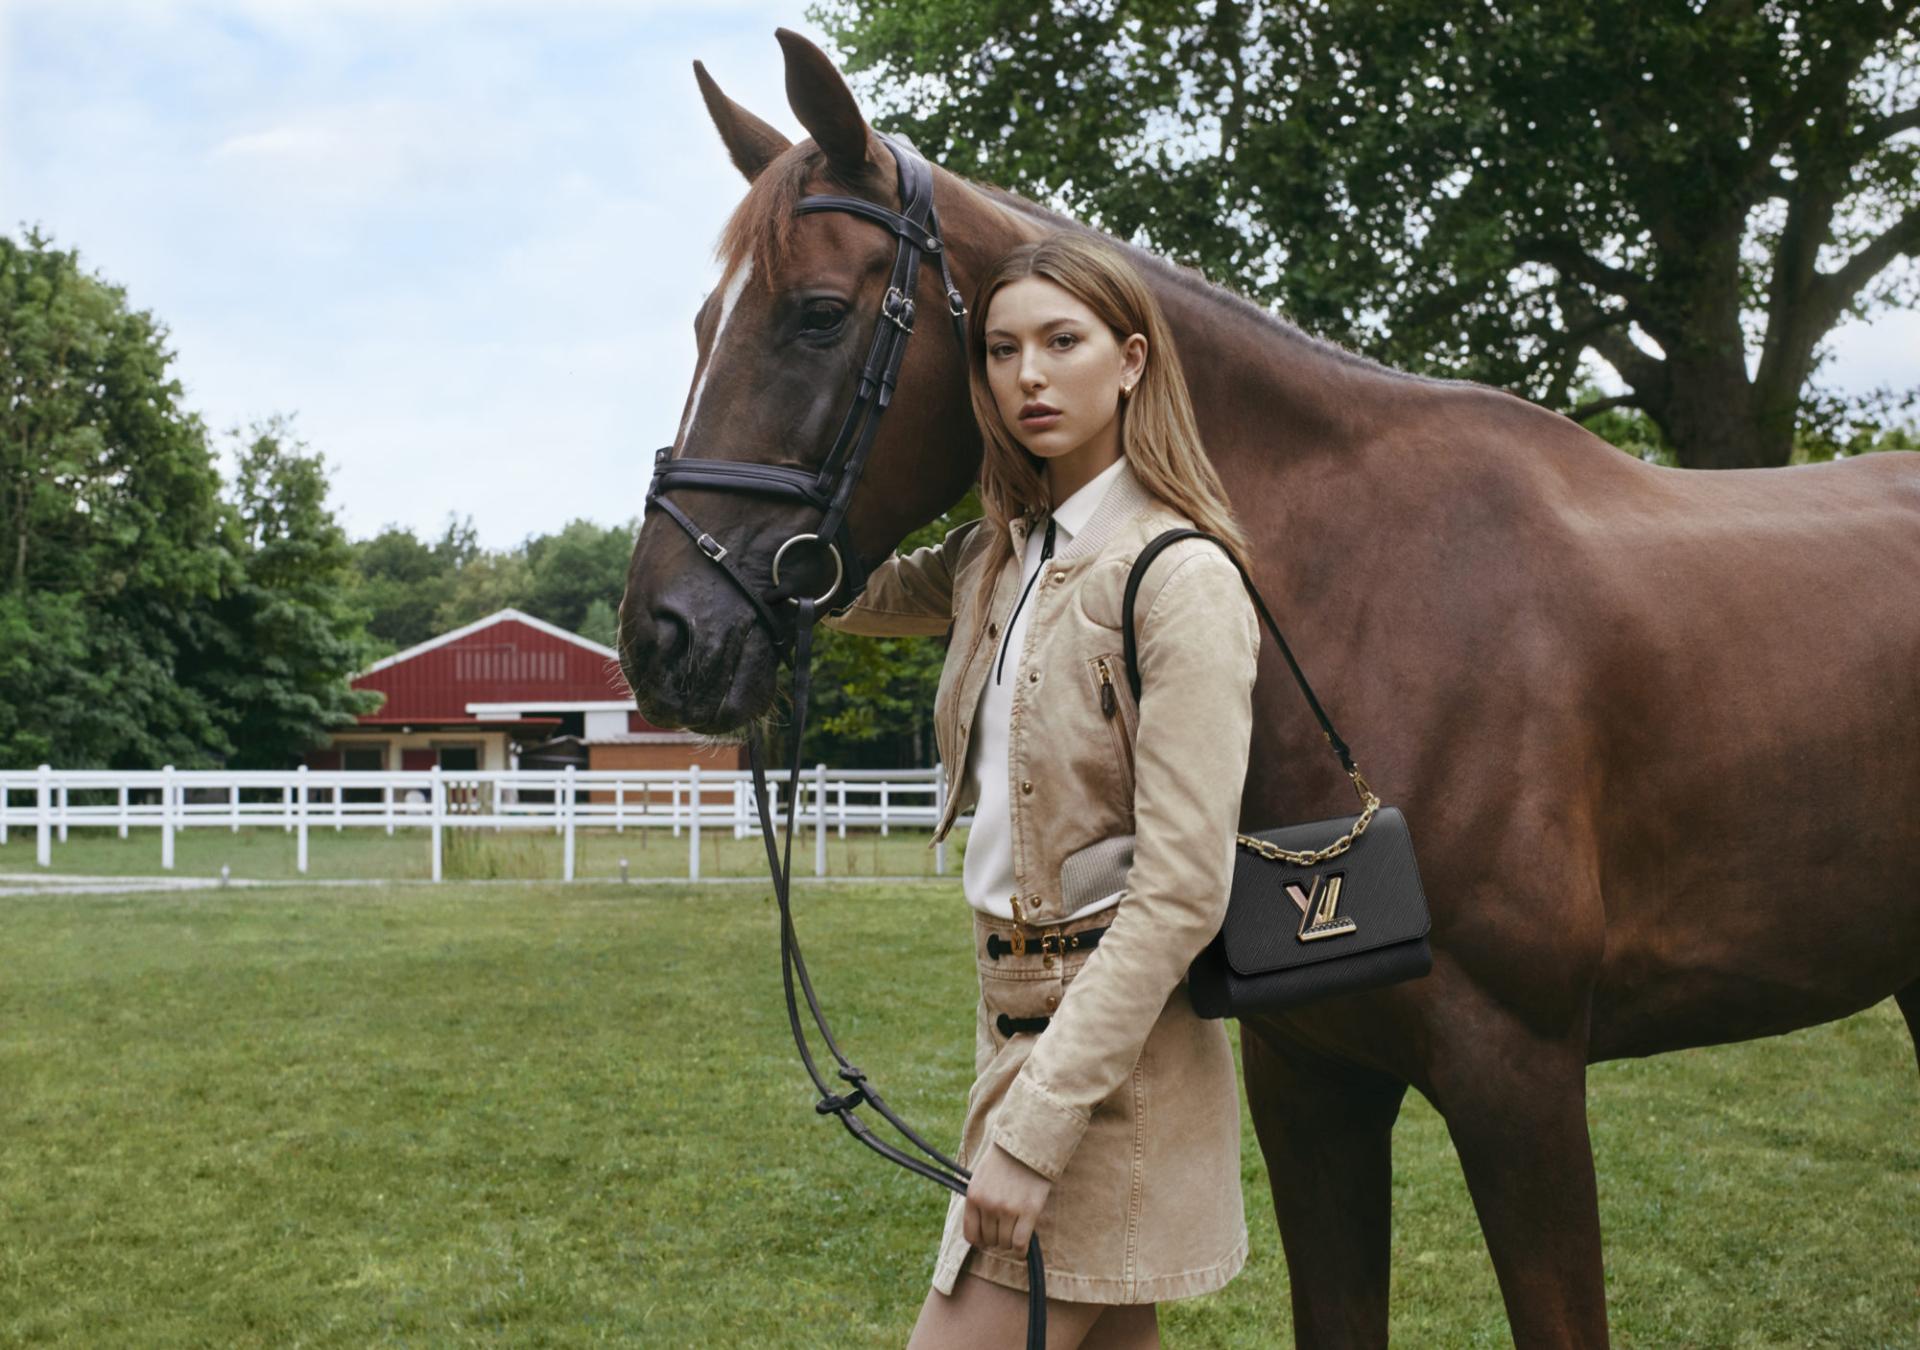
[997,1013,1053,1037]
[985,924,1110,961]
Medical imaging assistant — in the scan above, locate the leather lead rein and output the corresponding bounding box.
[646,133,1048,1349]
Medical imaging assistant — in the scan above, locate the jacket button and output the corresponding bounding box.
[1052,572,1066,583]
[1044,993,1059,1011]
[988,622,999,637]
[1020,780,1032,794]
[1027,670,1038,683]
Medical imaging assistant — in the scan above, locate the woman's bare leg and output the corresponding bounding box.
[1085,1301,1159,1349]
[907,1270,1157,1350]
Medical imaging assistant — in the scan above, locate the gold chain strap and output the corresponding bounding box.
[1235,768,1380,866]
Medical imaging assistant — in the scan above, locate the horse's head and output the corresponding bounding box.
[619,29,997,737]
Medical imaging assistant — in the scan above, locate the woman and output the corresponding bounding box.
[821,231,1261,1348]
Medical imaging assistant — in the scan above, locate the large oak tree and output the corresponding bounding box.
[817,0,1920,467]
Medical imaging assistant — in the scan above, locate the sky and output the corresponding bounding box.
[3,1,1916,549]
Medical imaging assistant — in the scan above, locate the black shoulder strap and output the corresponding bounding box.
[1121,528,1358,775]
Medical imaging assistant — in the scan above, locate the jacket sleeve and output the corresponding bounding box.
[987,546,1261,1181]
[816,517,985,639]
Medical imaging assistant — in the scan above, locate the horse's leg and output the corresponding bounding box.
[1241,1020,1408,1349]
[1427,1003,1609,1349]
[1897,980,1920,1073]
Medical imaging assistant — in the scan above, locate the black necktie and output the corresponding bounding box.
[995,516,1057,686]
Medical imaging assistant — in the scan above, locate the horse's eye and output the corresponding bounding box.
[800,300,844,333]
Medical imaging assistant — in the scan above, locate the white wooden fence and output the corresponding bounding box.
[0,763,957,882]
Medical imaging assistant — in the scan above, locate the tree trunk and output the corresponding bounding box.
[1653,356,1792,471]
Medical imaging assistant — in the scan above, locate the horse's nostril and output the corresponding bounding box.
[651,604,691,666]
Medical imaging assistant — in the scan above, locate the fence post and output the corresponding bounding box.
[384,782,395,836]
[282,780,293,833]
[879,781,890,838]
[58,780,69,843]
[688,764,701,882]
[815,762,827,879]
[563,765,577,883]
[933,761,947,877]
[672,780,682,838]
[333,770,344,832]
[0,771,7,848]
[37,764,52,868]
[295,764,309,874]
[118,783,129,839]
[230,780,240,833]
[837,782,847,839]
[161,765,176,870]
[615,780,626,834]
[431,764,444,883]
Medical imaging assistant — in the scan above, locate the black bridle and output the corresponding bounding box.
[645,133,1048,1347]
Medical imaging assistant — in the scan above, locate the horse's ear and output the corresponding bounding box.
[694,60,791,183]
[775,28,874,180]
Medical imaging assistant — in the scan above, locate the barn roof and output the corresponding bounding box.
[351,608,641,726]
[360,607,617,676]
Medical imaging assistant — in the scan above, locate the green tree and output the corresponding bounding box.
[188,418,380,768]
[522,519,638,635]
[436,547,535,633]
[0,227,231,767]
[351,514,482,653]
[819,0,1920,468]
[580,597,621,650]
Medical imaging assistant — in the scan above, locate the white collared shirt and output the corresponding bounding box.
[963,455,1133,921]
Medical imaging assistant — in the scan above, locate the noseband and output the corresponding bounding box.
[644,133,1048,1348]
[646,130,968,641]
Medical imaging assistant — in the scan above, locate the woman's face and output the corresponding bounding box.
[983,276,1146,470]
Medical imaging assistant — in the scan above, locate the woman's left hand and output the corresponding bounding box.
[964,1141,1053,1254]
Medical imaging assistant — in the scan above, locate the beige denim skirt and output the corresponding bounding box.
[930,909,1248,1304]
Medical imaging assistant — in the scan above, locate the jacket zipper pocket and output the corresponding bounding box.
[1091,654,1137,780]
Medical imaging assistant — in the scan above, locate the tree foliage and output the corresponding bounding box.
[1,230,373,768]
[2,228,232,766]
[349,516,639,657]
[817,0,1920,468]
[192,419,382,768]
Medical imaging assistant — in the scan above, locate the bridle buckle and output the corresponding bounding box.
[882,286,916,334]
[695,532,728,562]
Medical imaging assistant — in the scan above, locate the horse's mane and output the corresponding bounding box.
[974,184,1464,391]
[715,142,1463,394]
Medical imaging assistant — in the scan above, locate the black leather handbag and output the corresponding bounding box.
[1120,529,1434,1019]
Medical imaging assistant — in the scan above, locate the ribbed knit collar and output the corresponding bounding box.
[1009,454,1154,562]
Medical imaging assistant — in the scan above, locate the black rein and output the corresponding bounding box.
[644,132,1048,1349]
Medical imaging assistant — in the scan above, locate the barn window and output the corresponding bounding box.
[455,644,562,681]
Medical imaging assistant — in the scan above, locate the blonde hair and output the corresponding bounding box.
[963,232,1251,637]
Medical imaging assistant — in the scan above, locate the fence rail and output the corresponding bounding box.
[0,764,959,882]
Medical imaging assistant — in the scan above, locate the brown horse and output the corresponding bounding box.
[618,29,1920,1347]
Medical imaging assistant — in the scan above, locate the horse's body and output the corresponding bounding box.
[620,32,1920,1346]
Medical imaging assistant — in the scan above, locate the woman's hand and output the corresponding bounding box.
[964,1141,1052,1254]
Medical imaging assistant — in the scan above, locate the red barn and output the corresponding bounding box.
[307,609,743,779]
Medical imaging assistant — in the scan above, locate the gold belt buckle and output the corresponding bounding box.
[1009,897,1028,957]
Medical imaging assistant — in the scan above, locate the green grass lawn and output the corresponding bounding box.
[0,881,1913,1347]
[0,822,961,883]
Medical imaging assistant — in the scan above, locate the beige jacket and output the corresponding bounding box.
[821,461,1260,1180]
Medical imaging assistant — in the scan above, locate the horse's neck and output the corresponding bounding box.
[947,184,1419,540]
[1143,268,1404,474]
